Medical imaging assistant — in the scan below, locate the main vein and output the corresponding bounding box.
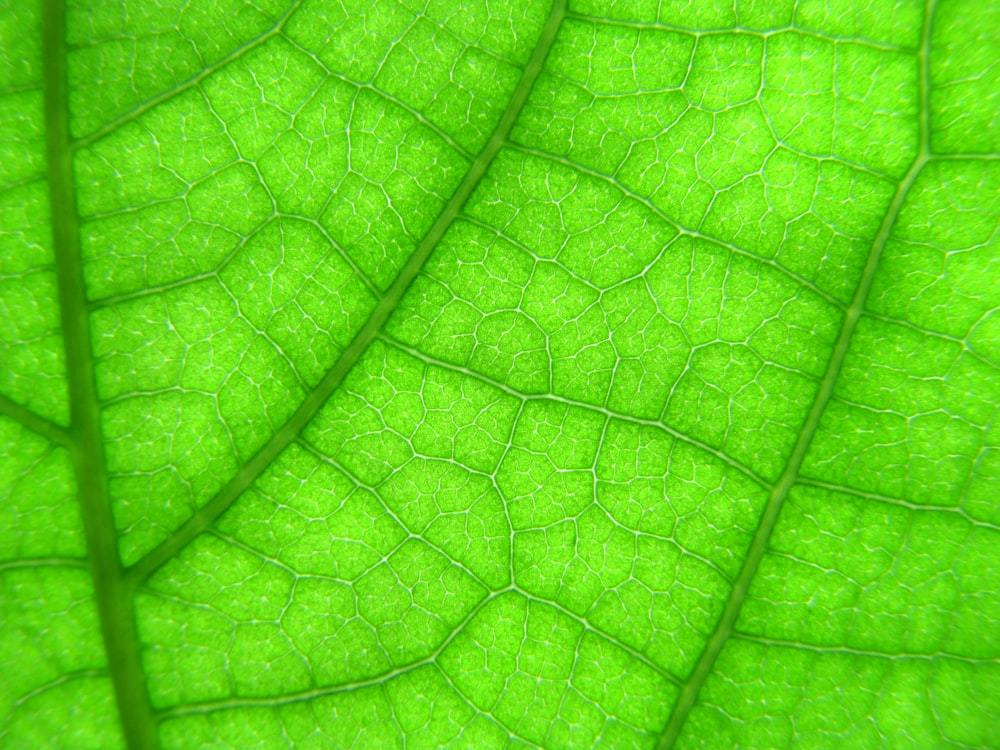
[42,0,158,748]
[125,0,569,588]
[656,1,936,746]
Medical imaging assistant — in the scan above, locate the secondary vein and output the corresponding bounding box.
[125,0,569,588]
[656,1,936,746]
[42,0,158,747]
[0,392,71,447]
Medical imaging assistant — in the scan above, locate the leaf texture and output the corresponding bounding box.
[1,0,998,748]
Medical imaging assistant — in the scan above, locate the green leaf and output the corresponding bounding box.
[2,0,998,747]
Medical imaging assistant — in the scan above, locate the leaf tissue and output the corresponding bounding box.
[1,0,998,747]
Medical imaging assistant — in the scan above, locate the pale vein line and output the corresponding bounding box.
[508,143,847,310]
[431,664,547,749]
[566,11,917,54]
[733,633,1000,665]
[656,1,937,746]
[281,34,477,161]
[0,393,71,446]
[42,0,158,747]
[124,0,569,589]
[379,334,773,489]
[862,310,1000,370]
[293,438,495,591]
[795,477,1000,532]
[287,438,685,686]
[10,669,108,709]
[157,587,514,719]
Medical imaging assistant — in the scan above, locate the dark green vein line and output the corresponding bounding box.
[0,393,71,446]
[42,1,158,748]
[124,0,568,589]
[656,2,936,746]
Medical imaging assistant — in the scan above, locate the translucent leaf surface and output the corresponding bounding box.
[1,0,997,747]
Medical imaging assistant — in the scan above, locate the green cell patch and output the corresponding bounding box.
[686,34,763,112]
[137,529,395,706]
[252,76,355,217]
[596,419,768,579]
[66,0,288,138]
[740,484,1000,660]
[389,221,619,405]
[647,239,841,479]
[680,640,1000,750]
[0,1,42,99]
[0,418,81,560]
[616,102,775,231]
[762,33,919,178]
[568,0,742,27]
[601,277,691,418]
[306,340,520,482]
[515,70,689,178]
[158,683,403,749]
[75,90,267,301]
[380,458,511,589]
[467,149,677,285]
[1,567,124,748]
[930,0,1000,154]
[283,0,548,90]
[0,672,124,750]
[219,444,408,581]
[513,503,731,680]
[355,539,487,666]
[383,665,513,747]
[375,17,522,153]
[0,89,45,187]
[802,316,998,521]
[92,280,304,563]
[439,592,676,747]
[220,217,377,386]
[794,0,921,47]
[75,88,240,217]
[495,400,605,528]
[772,159,896,304]
[868,160,1000,345]
[201,36,328,162]
[284,0,417,82]
[515,17,693,178]
[317,89,469,290]
[0,183,68,424]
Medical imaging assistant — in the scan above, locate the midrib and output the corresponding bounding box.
[655,1,937,746]
[42,0,158,748]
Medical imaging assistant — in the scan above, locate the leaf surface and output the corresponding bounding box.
[1,0,998,748]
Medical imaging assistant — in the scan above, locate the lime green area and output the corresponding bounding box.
[1,0,998,747]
